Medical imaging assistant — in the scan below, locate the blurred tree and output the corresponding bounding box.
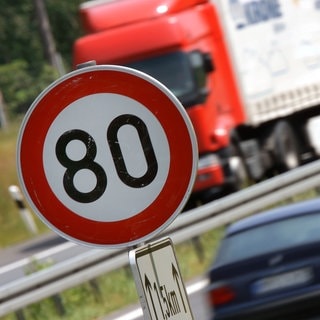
[0,0,83,72]
[0,0,84,116]
[0,60,58,115]
[33,0,60,73]
[0,90,8,130]
[46,0,84,67]
[0,0,43,73]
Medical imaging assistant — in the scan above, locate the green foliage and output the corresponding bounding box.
[0,1,41,68]
[0,120,49,247]
[24,257,54,274]
[0,61,58,115]
[0,0,83,69]
[46,0,84,67]
[0,0,84,117]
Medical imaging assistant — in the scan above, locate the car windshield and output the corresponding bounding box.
[215,212,320,266]
[127,51,194,105]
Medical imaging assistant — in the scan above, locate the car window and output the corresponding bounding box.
[215,212,320,265]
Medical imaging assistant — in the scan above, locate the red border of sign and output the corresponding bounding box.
[17,66,197,247]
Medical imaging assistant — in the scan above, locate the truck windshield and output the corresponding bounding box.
[127,51,195,106]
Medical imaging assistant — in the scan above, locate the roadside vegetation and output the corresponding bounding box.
[0,1,83,125]
[0,1,83,246]
[0,120,50,247]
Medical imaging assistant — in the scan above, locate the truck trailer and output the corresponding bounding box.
[73,0,320,206]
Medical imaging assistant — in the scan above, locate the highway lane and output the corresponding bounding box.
[0,232,92,285]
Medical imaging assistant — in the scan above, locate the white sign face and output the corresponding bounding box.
[130,238,194,320]
[43,93,170,222]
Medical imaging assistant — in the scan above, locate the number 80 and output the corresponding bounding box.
[55,114,158,203]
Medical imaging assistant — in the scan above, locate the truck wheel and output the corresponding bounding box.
[228,144,249,192]
[273,121,300,172]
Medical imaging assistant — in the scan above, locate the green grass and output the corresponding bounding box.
[0,119,50,247]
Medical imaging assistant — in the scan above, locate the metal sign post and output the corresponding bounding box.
[130,238,194,319]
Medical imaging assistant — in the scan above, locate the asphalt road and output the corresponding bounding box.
[0,232,86,285]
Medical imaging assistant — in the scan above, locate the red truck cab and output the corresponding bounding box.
[73,0,246,206]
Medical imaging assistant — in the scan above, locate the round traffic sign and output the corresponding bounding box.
[17,65,198,248]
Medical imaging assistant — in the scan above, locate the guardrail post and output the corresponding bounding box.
[191,236,205,262]
[8,185,38,234]
[89,279,102,302]
[124,265,132,278]
[52,294,66,316]
[15,310,26,320]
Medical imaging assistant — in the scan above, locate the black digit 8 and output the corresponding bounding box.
[55,129,107,203]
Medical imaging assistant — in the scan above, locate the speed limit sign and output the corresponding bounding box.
[17,65,198,248]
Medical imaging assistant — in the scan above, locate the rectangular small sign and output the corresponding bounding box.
[129,237,194,320]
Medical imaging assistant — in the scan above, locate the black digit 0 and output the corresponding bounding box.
[55,129,107,203]
[107,114,158,188]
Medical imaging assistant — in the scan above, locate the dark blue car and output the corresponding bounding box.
[207,198,320,320]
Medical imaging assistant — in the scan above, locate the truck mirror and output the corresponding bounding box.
[203,52,215,73]
[189,51,214,73]
[188,51,212,104]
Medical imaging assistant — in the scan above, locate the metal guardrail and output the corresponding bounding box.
[1,160,320,316]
